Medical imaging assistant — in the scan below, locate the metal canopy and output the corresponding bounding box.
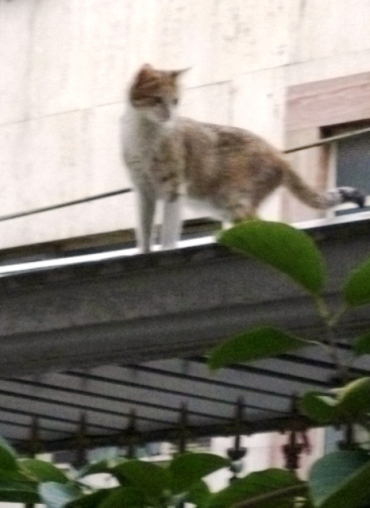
[1,216,370,452]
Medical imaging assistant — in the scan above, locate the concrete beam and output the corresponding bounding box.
[0,217,370,377]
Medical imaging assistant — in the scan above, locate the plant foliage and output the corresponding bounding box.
[212,221,370,507]
[208,326,310,370]
[219,221,325,294]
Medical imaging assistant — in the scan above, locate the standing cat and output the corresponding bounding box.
[122,64,365,253]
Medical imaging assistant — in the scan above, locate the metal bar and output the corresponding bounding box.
[0,187,132,223]
[125,409,140,459]
[284,126,370,154]
[227,398,247,482]
[25,417,40,508]
[178,403,189,453]
[13,413,317,455]
[74,413,88,468]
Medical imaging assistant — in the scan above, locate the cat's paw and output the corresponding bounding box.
[338,187,366,208]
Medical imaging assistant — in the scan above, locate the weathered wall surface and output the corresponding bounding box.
[0,0,369,248]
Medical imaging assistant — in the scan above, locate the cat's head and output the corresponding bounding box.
[129,64,187,124]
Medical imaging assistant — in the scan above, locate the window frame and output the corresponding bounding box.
[285,73,370,222]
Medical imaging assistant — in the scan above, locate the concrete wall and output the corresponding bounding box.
[0,0,369,249]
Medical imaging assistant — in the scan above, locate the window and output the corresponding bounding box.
[286,73,370,223]
[324,123,370,215]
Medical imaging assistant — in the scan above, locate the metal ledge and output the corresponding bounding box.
[0,216,370,450]
[1,216,370,374]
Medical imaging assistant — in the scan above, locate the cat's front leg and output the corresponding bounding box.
[161,197,182,250]
[137,187,156,253]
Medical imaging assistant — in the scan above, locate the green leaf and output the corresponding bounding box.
[20,459,69,484]
[169,453,229,493]
[343,256,370,307]
[337,377,370,419]
[208,326,308,370]
[0,469,32,482]
[95,487,145,508]
[77,458,120,479]
[0,436,18,471]
[112,460,170,500]
[218,221,325,294]
[354,331,370,356]
[187,480,211,508]
[39,482,81,508]
[300,392,339,424]
[309,450,370,508]
[67,489,111,508]
[207,468,304,508]
[0,479,40,504]
[301,379,370,425]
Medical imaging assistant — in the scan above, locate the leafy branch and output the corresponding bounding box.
[207,220,370,508]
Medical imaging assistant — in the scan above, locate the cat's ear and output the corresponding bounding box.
[135,63,154,82]
[170,67,191,79]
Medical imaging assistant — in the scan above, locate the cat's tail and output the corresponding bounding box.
[282,165,365,210]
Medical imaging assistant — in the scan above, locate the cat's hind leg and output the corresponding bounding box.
[226,196,258,224]
[161,198,182,250]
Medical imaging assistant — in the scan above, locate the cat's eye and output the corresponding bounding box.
[153,97,163,105]
[173,98,179,106]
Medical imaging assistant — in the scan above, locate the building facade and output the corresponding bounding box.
[0,0,369,249]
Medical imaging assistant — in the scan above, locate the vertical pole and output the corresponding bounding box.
[126,409,138,459]
[283,430,303,471]
[227,397,247,483]
[338,423,354,450]
[74,413,88,469]
[177,404,189,508]
[178,403,188,454]
[25,416,41,508]
[282,396,310,472]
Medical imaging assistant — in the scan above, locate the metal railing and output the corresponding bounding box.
[1,125,370,224]
[284,125,370,154]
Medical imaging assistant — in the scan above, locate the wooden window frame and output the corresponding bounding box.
[284,72,370,222]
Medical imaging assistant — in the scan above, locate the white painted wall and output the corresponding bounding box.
[0,0,369,249]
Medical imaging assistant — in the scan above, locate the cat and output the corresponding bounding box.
[122,64,365,253]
